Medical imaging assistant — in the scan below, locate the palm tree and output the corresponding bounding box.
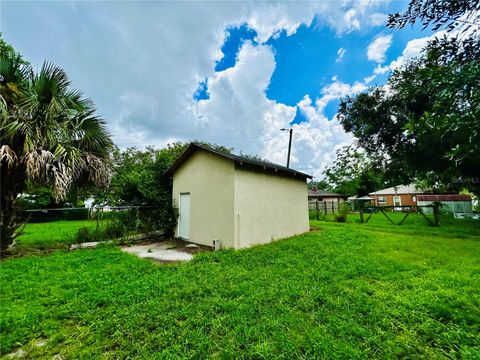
[0,54,113,253]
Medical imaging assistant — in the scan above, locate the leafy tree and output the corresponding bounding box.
[0,34,29,65]
[387,0,480,34]
[323,145,388,197]
[0,42,113,252]
[338,1,480,195]
[307,180,331,191]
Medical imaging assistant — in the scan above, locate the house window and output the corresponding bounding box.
[412,195,417,203]
[393,196,401,206]
[378,196,386,203]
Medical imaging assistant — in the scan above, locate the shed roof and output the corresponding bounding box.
[164,143,312,179]
[369,184,427,196]
[308,189,347,198]
[417,194,471,202]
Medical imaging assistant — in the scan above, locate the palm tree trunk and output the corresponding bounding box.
[0,199,19,253]
[0,164,24,255]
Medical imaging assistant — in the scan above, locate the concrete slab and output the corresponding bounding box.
[121,241,194,262]
[70,241,108,250]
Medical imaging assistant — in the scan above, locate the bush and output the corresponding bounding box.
[334,203,349,223]
[75,227,91,243]
[103,220,127,240]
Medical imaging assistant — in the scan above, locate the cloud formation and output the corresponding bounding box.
[4,0,396,177]
[336,47,346,62]
[367,34,393,63]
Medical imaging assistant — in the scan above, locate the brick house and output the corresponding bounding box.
[369,184,428,207]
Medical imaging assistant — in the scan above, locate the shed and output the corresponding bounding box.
[164,143,312,249]
[417,194,472,214]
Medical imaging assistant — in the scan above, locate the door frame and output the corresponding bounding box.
[178,192,190,240]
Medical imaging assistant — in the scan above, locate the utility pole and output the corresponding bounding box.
[281,128,293,168]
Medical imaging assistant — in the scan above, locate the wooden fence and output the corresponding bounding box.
[309,201,343,216]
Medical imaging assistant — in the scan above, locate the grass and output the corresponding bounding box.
[311,211,480,238]
[1,217,479,358]
[13,219,101,253]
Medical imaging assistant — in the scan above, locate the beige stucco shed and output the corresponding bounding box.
[164,143,311,249]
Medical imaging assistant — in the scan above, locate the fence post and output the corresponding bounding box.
[359,202,365,223]
[136,207,140,232]
[315,201,319,220]
[95,208,101,241]
[433,202,440,227]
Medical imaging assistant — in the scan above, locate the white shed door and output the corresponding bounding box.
[179,193,190,239]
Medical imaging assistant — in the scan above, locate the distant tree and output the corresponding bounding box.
[0,34,29,65]
[323,145,388,197]
[0,42,113,252]
[193,140,232,155]
[307,180,331,191]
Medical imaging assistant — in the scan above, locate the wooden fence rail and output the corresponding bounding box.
[308,201,343,217]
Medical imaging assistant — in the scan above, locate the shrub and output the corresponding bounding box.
[103,221,127,240]
[75,227,92,243]
[334,203,349,223]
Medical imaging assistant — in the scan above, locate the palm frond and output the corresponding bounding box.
[0,145,18,168]
[24,149,54,181]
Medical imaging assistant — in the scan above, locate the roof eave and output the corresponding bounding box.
[164,143,312,179]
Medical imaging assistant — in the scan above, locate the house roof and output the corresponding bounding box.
[164,143,312,179]
[308,189,347,198]
[417,194,471,202]
[369,184,427,196]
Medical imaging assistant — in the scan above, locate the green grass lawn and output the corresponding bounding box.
[14,219,101,253]
[312,211,480,238]
[1,217,479,358]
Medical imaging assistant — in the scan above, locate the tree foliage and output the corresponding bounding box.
[0,39,113,251]
[323,146,388,197]
[338,1,480,195]
[387,0,480,34]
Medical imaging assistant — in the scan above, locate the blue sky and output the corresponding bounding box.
[2,1,435,176]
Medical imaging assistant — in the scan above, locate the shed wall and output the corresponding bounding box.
[234,168,309,248]
[172,150,235,248]
[417,200,472,214]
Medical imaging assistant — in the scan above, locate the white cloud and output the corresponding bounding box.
[316,78,368,113]
[195,42,295,156]
[99,1,391,174]
[367,34,393,63]
[195,43,362,178]
[363,74,376,83]
[373,64,390,74]
[382,29,452,73]
[388,35,432,70]
[275,95,353,178]
[336,47,346,62]
[343,9,361,32]
[368,12,387,26]
[5,1,394,177]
